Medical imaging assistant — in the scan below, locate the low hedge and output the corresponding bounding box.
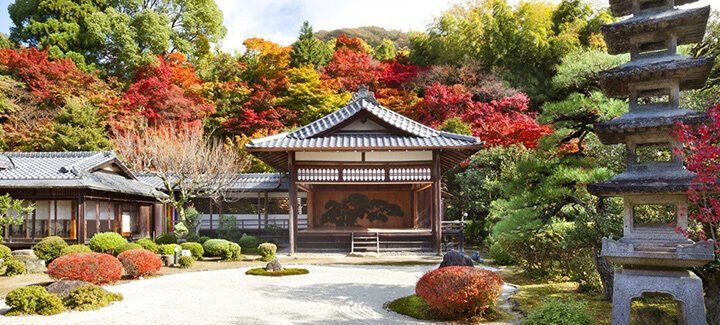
[3,259,26,276]
[258,243,277,262]
[4,286,65,316]
[114,243,143,255]
[178,255,194,268]
[118,249,162,278]
[155,233,178,245]
[47,252,122,285]
[245,268,309,276]
[180,242,204,260]
[89,232,128,254]
[61,244,92,256]
[33,236,68,262]
[136,238,158,253]
[63,284,123,311]
[522,299,593,325]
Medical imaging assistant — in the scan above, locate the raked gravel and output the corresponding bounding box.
[0,264,516,325]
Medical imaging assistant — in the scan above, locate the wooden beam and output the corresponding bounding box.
[288,152,298,255]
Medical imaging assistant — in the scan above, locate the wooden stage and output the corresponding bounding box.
[297,227,434,252]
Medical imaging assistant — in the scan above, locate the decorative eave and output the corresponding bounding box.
[599,55,714,98]
[608,0,699,17]
[602,6,710,55]
[594,109,706,144]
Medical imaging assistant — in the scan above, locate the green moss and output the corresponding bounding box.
[245,268,309,276]
[385,294,434,320]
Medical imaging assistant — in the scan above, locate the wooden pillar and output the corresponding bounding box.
[288,152,298,254]
[209,198,214,231]
[264,192,269,229]
[77,195,86,244]
[257,192,262,230]
[432,151,442,255]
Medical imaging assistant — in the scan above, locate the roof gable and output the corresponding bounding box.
[289,87,439,139]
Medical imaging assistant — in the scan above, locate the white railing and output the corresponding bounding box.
[296,166,432,182]
[199,214,308,230]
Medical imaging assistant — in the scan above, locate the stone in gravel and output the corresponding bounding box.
[47,280,93,299]
[12,252,47,273]
[265,258,283,272]
[439,249,474,268]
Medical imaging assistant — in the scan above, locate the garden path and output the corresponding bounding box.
[0,264,516,324]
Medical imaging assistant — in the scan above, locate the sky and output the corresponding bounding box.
[0,0,713,53]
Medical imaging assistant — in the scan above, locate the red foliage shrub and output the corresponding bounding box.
[415,266,504,319]
[47,252,122,285]
[117,249,163,278]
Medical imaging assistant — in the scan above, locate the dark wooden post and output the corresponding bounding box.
[288,152,298,254]
[264,192,269,229]
[432,151,442,255]
[257,192,262,230]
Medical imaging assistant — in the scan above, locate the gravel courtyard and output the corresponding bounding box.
[0,264,516,324]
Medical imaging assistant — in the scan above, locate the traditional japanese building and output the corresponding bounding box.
[246,88,483,254]
[0,151,167,247]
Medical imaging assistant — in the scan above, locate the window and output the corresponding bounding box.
[85,200,99,238]
[34,200,52,237]
[223,198,258,214]
[98,201,114,232]
[55,200,74,239]
[633,204,676,229]
[635,143,673,163]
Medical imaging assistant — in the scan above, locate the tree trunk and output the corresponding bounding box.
[594,247,614,300]
[705,273,720,325]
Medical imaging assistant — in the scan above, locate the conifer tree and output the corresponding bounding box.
[290,21,332,69]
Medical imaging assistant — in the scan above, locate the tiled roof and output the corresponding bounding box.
[0,151,165,198]
[136,172,288,192]
[248,87,481,151]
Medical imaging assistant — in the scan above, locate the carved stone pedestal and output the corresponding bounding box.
[611,268,706,325]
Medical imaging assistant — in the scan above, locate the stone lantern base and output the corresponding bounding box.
[611,268,706,325]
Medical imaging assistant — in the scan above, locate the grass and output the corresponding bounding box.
[245,267,309,276]
[499,267,680,325]
[385,294,513,322]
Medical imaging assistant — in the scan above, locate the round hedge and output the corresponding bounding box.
[48,252,122,285]
[61,244,92,256]
[89,232,128,254]
[33,236,68,262]
[117,249,162,278]
[258,243,277,262]
[5,286,65,316]
[155,233,178,245]
[415,266,503,319]
[157,244,179,255]
[203,239,241,260]
[180,242,204,260]
[114,243,143,256]
[135,238,158,253]
[238,234,258,248]
[3,259,26,276]
[0,243,12,260]
[178,255,194,268]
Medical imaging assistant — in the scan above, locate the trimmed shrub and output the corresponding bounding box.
[522,299,593,325]
[33,236,68,262]
[258,243,277,262]
[117,249,162,278]
[415,266,503,319]
[89,232,128,254]
[180,242,204,260]
[178,255,194,268]
[3,259,26,276]
[203,239,230,258]
[228,242,241,260]
[61,244,92,256]
[47,252,122,285]
[5,286,65,316]
[245,267,309,276]
[136,238,159,253]
[238,234,258,248]
[0,243,12,260]
[488,242,514,265]
[155,233,178,245]
[158,244,179,255]
[114,243,143,255]
[197,236,211,244]
[63,284,123,311]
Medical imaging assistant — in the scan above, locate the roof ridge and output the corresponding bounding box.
[59,151,116,176]
[0,151,105,157]
[438,131,480,142]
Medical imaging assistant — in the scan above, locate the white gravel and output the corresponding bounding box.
[0,264,516,325]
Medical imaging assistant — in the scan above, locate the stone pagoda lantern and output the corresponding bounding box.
[588,0,715,323]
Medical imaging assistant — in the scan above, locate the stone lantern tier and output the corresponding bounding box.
[608,0,699,17]
[598,55,713,98]
[593,109,705,144]
[602,237,715,268]
[602,6,710,55]
[588,166,695,195]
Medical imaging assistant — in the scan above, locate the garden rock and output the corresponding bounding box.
[439,249,474,268]
[12,249,37,258]
[47,279,92,299]
[265,258,283,272]
[13,254,47,273]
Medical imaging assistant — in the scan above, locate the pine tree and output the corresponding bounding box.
[290,21,332,68]
[40,97,113,151]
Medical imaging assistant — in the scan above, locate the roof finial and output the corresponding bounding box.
[351,85,378,104]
